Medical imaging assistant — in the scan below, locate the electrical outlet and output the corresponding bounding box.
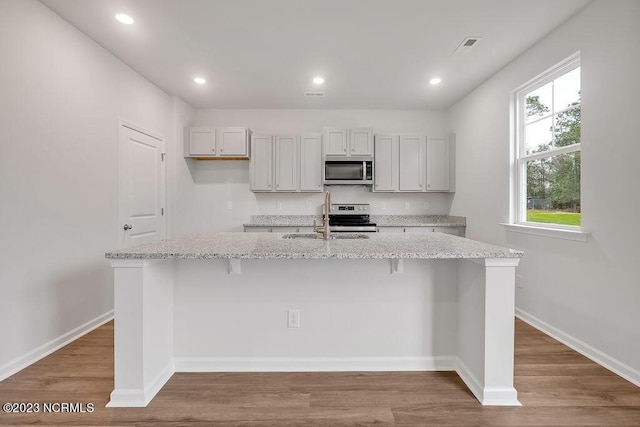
[277,202,282,210]
[404,202,410,210]
[423,202,430,211]
[305,201,311,210]
[287,309,300,328]
[381,202,386,210]
[226,201,233,210]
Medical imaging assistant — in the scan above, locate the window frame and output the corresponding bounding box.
[509,52,587,239]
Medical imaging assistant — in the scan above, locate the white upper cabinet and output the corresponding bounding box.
[376,134,453,193]
[373,134,399,192]
[186,127,250,158]
[323,128,348,156]
[251,134,322,193]
[250,134,274,191]
[323,127,373,157]
[274,135,298,191]
[299,134,323,192]
[399,135,426,192]
[217,127,248,157]
[189,127,216,156]
[350,128,374,156]
[426,136,450,191]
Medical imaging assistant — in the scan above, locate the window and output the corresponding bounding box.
[513,53,581,230]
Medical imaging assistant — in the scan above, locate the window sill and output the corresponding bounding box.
[501,223,589,242]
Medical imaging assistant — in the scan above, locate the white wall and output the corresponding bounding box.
[0,0,175,379]
[448,0,640,383]
[182,109,452,233]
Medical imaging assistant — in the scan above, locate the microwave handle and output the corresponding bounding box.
[362,161,366,180]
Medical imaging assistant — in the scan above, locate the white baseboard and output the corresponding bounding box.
[0,310,114,382]
[516,308,640,388]
[455,358,521,406]
[174,356,457,373]
[107,361,174,408]
[455,357,483,403]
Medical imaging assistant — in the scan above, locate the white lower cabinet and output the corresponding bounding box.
[377,226,463,236]
[250,134,322,193]
[244,226,314,233]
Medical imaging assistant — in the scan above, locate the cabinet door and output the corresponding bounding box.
[189,127,216,156]
[275,135,298,191]
[373,134,398,192]
[217,127,248,156]
[350,128,373,156]
[404,227,431,233]
[299,134,323,192]
[433,226,459,236]
[377,227,405,233]
[426,137,450,191]
[250,135,273,191]
[323,128,348,156]
[399,135,426,192]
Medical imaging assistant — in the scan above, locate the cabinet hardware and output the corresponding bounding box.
[123,224,133,231]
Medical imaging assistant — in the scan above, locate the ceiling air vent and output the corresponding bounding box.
[453,37,482,54]
[304,92,324,97]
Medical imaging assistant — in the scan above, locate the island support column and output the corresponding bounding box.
[457,258,521,406]
[107,259,175,407]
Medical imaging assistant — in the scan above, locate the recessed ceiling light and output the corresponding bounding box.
[429,78,442,85]
[312,77,325,85]
[194,77,206,85]
[115,13,134,25]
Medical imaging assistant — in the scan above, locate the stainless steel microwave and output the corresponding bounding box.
[323,156,373,185]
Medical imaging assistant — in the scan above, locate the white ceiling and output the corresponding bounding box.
[39,0,591,110]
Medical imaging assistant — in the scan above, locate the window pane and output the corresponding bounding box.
[526,151,581,226]
[525,116,552,155]
[525,82,552,123]
[553,106,581,148]
[554,67,581,111]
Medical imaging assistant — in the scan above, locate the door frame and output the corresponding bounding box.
[118,118,166,248]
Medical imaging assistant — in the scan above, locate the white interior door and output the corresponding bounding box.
[118,121,165,248]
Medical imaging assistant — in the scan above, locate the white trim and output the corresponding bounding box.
[119,118,163,142]
[0,311,114,382]
[502,223,589,241]
[514,51,581,94]
[455,358,521,406]
[511,52,582,229]
[516,309,640,388]
[106,362,175,408]
[520,142,581,162]
[173,356,457,372]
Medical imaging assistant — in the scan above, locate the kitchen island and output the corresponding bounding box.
[105,232,523,407]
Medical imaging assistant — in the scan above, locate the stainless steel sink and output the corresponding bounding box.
[282,233,370,240]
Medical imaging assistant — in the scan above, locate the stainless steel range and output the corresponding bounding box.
[328,203,377,232]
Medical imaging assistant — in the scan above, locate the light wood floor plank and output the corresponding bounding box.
[0,319,639,425]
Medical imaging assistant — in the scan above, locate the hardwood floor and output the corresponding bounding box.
[1,319,639,426]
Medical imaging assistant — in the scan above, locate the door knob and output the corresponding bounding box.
[123,224,133,231]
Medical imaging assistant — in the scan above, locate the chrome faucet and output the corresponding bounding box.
[313,190,331,240]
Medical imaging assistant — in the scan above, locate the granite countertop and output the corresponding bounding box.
[105,231,521,260]
[243,215,466,228]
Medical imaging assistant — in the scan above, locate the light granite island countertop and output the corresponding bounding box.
[106,231,517,260]
[105,231,523,409]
